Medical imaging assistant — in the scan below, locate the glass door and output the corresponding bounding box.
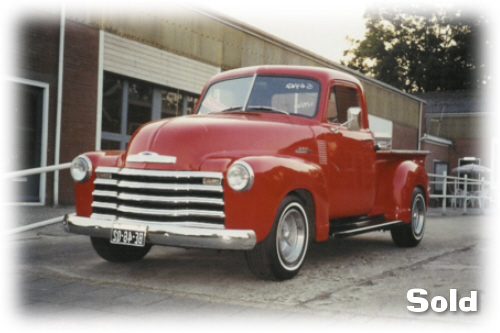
[12,82,45,202]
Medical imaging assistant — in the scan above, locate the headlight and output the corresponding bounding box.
[227,161,254,192]
[70,155,93,183]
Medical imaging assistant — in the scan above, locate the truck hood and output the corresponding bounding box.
[124,113,315,170]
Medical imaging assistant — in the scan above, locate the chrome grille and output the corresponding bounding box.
[91,167,225,225]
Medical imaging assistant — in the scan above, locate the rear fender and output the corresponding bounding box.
[222,156,329,243]
[371,160,429,223]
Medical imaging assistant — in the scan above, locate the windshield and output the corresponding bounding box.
[197,75,320,118]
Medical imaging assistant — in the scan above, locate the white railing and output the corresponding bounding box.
[6,216,66,235]
[429,172,491,214]
[4,163,72,234]
[3,162,71,206]
[3,162,71,179]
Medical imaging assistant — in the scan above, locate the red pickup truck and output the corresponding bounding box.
[64,66,428,281]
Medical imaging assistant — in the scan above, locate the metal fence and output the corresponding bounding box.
[428,172,491,214]
[3,162,71,179]
[3,162,71,206]
[4,163,71,234]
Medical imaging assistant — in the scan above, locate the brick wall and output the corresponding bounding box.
[16,15,61,78]
[14,13,61,205]
[58,20,99,205]
[449,138,490,171]
[13,15,99,205]
[421,141,450,174]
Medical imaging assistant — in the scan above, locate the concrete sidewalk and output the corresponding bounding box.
[9,199,494,332]
[10,205,75,228]
[19,272,301,324]
[11,209,489,330]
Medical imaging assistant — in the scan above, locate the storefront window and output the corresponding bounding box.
[102,73,122,134]
[186,95,198,115]
[101,72,199,150]
[127,81,152,135]
[101,139,121,151]
[161,89,181,118]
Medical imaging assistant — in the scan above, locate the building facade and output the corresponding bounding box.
[9,4,429,205]
[417,90,492,175]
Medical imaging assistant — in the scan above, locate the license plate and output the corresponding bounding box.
[110,224,147,247]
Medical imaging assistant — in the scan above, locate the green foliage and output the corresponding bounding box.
[341,4,487,92]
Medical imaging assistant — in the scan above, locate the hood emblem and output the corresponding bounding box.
[127,152,177,164]
[295,147,313,154]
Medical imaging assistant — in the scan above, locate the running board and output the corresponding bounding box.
[329,215,404,238]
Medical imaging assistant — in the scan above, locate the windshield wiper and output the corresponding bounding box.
[221,106,244,112]
[208,106,244,114]
[209,105,290,116]
[247,106,290,115]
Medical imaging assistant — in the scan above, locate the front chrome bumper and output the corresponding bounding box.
[63,214,256,250]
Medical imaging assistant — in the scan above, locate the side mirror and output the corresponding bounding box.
[346,107,362,131]
[331,106,363,134]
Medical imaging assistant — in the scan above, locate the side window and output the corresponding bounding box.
[327,90,338,123]
[328,85,360,125]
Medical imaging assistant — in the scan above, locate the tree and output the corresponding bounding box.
[341,4,487,92]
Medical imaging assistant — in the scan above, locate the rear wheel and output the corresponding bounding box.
[90,237,152,262]
[245,195,309,281]
[391,188,426,247]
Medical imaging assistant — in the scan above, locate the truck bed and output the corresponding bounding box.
[376,149,428,164]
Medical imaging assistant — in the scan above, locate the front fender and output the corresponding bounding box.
[222,156,329,243]
[74,151,124,217]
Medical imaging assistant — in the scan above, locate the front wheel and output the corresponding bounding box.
[391,188,426,247]
[90,237,152,262]
[245,195,310,281]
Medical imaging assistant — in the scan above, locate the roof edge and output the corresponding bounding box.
[421,134,453,146]
[188,5,426,105]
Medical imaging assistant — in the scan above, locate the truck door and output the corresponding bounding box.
[323,82,376,218]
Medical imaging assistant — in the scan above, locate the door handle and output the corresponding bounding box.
[330,127,340,134]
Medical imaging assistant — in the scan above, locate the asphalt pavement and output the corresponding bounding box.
[4,204,500,332]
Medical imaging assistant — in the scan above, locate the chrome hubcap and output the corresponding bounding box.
[277,204,307,270]
[412,194,425,236]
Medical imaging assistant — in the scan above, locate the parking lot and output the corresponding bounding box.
[5,206,498,331]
